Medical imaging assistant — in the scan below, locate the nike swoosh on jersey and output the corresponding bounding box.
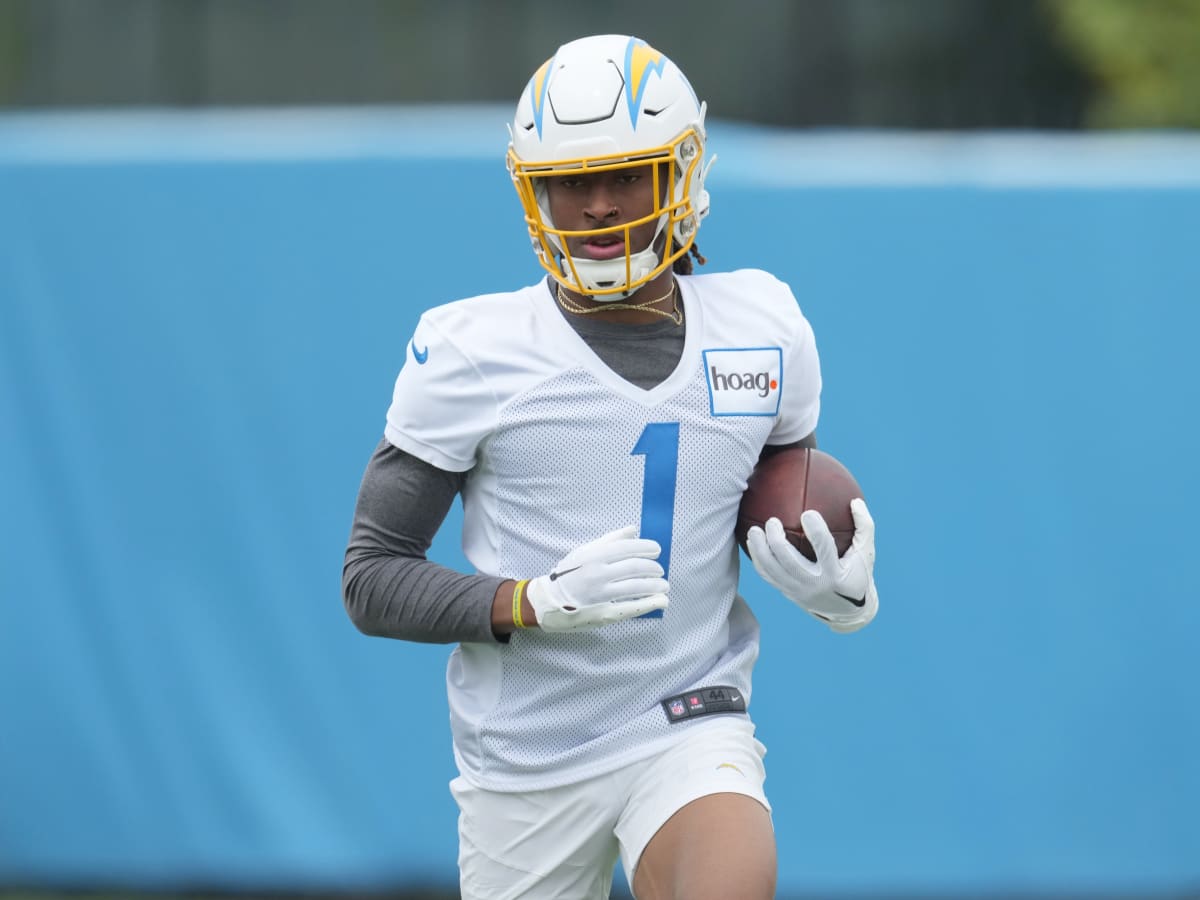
[548,565,581,582]
[835,590,867,608]
[411,340,429,364]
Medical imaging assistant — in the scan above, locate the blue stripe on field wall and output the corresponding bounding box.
[1,105,1198,186]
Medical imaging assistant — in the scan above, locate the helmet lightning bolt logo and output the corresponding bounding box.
[624,39,667,129]
[530,55,555,139]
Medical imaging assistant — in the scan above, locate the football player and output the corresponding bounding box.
[343,33,878,900]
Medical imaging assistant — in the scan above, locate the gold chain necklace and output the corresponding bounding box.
[556,281,683,326]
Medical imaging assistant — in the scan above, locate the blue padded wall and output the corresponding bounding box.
[2,111,1198,895]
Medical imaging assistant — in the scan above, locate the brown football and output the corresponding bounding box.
[735,447,863,561]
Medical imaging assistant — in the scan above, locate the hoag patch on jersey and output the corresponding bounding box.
[702,347,783,416]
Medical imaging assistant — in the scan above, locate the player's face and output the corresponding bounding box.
[543,164,663,262]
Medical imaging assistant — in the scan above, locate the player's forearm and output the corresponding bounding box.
[343,551,505,643]
[342,438,507,644]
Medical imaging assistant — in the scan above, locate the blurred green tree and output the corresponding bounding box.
[1046,0,1200,127]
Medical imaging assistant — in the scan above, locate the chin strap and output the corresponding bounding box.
[558,216,671,299]
[561,245,661,300]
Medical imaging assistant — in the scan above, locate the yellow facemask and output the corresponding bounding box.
[507,128,705,298]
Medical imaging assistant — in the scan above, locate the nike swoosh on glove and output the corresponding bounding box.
[527,525,670,632]
[745,498,878,633]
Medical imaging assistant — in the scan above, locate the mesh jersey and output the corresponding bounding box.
[385,268,822,791]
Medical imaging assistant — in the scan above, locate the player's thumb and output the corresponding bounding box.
[610,593,669,623]
[849,499,876,567]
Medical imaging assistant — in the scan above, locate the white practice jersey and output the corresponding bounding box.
[385,268,822,791]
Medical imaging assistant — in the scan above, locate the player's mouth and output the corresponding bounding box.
[580,236,626,260]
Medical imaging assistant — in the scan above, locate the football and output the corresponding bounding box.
[736,447,863,562]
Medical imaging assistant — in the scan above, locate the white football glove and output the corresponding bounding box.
[746,498,878,633]
[527,525,670,632]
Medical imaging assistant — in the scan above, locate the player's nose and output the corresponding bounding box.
[582,184,620,222]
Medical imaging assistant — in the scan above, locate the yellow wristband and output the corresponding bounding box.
[512,580,529,629]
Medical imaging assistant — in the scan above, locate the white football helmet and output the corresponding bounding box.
[507,34,714,299]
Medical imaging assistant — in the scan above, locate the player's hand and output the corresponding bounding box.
[746,498,878,633]
[527,526,669,632]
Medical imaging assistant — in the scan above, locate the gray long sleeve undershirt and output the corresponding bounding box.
[342,285,688,645]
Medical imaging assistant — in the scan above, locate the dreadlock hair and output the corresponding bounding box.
[672,243,707,276]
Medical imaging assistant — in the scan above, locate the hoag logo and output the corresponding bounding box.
[710,367,777,398]
[703,347,783,416]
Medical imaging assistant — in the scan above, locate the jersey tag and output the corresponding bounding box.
[702,347,783,416]
[661,685,747,723]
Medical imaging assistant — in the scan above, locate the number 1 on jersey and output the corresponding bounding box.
[632,422,680,619]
